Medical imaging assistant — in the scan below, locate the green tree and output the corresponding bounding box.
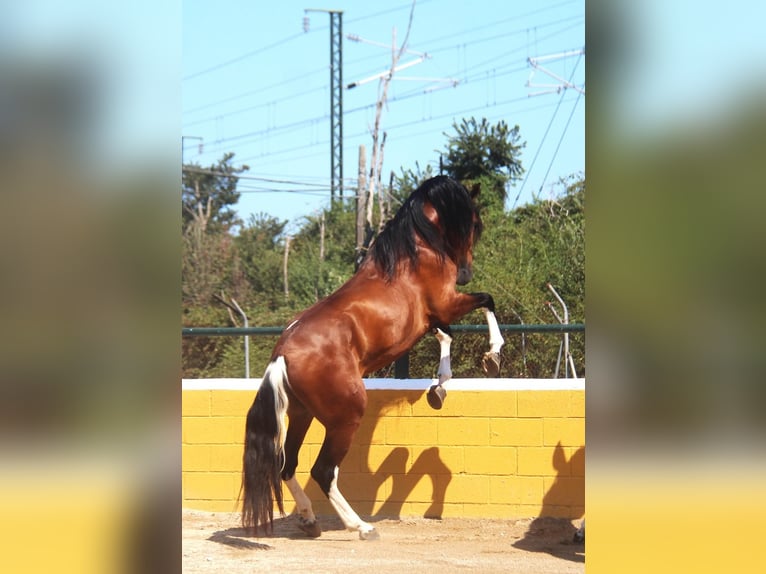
[182,152,248,233]
[441,117,525,205]
[235,213,288,309]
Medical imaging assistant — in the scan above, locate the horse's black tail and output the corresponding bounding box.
[241,356,288,534]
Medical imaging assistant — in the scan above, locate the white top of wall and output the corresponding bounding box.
[181,378,585,392]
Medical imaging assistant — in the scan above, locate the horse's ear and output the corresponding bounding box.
[469,182,480,199]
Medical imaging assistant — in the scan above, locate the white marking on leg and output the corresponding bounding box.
[484,308,505,353]
[327,467,378,540]
[434,328,453,385]
[284,476,316,523]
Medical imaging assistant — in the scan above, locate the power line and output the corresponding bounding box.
[182,166,333,188]
[233,91,578,167]
[184,32,305,81]
[183,14,581,120]
[537,68,584,194]
[188,54,536,157]
[346,0,435,24]
[512,50,583,208]
[182,6,583,201]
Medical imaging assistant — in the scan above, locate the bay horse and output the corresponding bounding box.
[241,175,504,540]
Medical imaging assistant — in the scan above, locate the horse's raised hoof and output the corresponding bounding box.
[359,528,380,541]
[298,518,322,538]
[426,384,447,410]
[481,351,501,377]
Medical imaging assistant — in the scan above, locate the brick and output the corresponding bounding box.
[409,445,463,474]
[540,505,580,518]
[301,444,323,472]
[209,444,243,472]
[543,476,584,508]
[517,391,571,418]
[569,446,585,477]
[385,472,445,503]
[437,418,489,446]
[210,390,255,416]
[340,443,362,473]
[517,446,561,476]
[485,391,518,417]
[302,419,325,445]
[337,471,384,503]
[182,391,210,417]
[182,445,210,471]
[463,446,516,475]
[569,390,585,416]
[364,445,409,474]
[356,415,386,446]
[183,472,238,500]
[411,391,457,417]
[456,391,518,417]
[446,474,490,505]
[543,417,585,446]
[411,390,517,418]
[467,503,518,519]
[386,417,438,446]
[489,476,544,505]
[183,416,242,445]
[366,390,417,417]
[443,391,489,417]
[490,418,543,447]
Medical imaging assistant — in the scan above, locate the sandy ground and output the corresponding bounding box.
[182,509,584,573]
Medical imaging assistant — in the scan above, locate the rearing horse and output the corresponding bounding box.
[242,176,504,540]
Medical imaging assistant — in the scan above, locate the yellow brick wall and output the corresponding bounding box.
[182,381,584,519]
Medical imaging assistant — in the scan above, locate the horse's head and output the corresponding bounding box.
[366,176,483,284]
[422,178,483,285]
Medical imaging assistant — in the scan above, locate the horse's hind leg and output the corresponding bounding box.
[282,405,321,537]
[427,327,452,410]
[481,308,504,377]
[312,421,379,540]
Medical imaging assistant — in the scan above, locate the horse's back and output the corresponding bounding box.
[273,270,429,386]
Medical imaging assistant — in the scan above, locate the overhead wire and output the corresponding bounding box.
[536,56,584,195]
[183,13,581,123]
[183,4,583,205]
[191,27,579,159]
[511,50,583,209]
[184,32,306,81]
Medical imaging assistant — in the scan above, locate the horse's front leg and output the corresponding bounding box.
[481,306,504,377]
[455,292,504,377]
[426,326,452,410]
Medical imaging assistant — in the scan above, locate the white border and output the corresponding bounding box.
[181,378,585,392]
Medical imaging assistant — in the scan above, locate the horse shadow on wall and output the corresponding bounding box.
[512,442,584,563]
[207,389,453,546]
[300,389,452,522]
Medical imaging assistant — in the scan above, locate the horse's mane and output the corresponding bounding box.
[366,176,483,280]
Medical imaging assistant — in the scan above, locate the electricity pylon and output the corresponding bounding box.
[305,9,344,202]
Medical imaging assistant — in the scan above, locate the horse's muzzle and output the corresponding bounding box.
[456,266,473,285]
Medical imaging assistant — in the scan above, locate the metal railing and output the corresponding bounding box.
[182,323,585,378]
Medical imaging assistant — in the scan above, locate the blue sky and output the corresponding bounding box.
[183,0,585,225]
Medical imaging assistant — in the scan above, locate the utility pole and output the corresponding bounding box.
[181,136,203,165]
[305,9,344,202]
[355,144,367,269]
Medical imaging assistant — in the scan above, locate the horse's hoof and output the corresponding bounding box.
[482,352,501,377]
[426,384,446,410]
[359,528,380,541]
[298,518,322,538]
[573,531,585,544]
